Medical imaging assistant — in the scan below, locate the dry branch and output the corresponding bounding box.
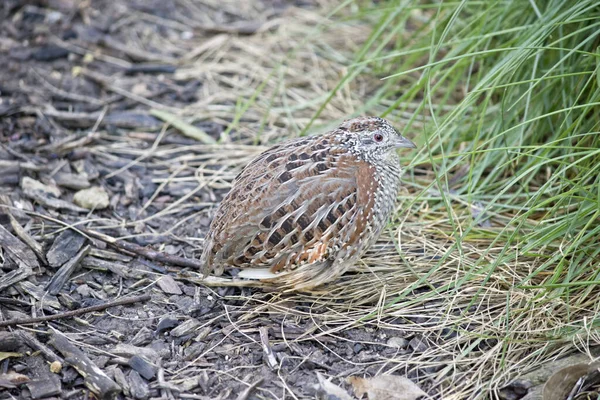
[0,294,151,328]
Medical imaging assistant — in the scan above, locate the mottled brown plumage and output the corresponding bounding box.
[200,116,416,290]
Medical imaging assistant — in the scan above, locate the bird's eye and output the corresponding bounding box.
[373,133,384,142]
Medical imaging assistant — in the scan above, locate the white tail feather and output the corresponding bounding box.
[237,268,279,280]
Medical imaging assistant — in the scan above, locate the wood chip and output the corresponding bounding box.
[18,281,61,310]
[49,332,121,399]
[0,225,36,291]
[127,370,149,400]
[0,224,40,270]
[0,162,20,185]
[170,318,201,337]
[45,244,90,295]
[8,214,45,263]
[26,356,62,399]
[0,332,20,352]
[53,171,91,190]
[21,176,62,197]
[128,355,157,380]
[47,230,86,268]
[156,275,182,295]
[113,344,161,364]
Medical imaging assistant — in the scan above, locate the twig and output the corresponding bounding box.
[235,378,264,400]
[0,294,151,328]
[30,68,105,106]
[259,326,279,370]
[79,228,204,270]
[150,109,216,144]
[4,208,205,271]
[80,68,173,110]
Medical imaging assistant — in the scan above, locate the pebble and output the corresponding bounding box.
[73,186,109,210]
[386,337,409,348]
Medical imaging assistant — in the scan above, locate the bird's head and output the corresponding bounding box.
[337,116,416,162]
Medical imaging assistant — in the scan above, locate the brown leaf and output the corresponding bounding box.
[348,375,426,400]
[542,362,600,400]
[316,372,353,400]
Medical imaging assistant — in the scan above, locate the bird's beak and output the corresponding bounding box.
[394,136,417,149]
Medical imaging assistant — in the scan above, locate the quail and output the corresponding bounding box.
[200,116,416,290]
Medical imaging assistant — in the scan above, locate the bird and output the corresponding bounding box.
[199,116,416,290]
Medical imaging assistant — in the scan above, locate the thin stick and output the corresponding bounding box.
[81,228,204,270]
[1,206,205,271]
[0,294,151,328]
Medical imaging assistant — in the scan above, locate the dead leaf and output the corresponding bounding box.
[0,352,22,362]
[348,375,426,400]
[316,371,353,400]
[542,362,600,400]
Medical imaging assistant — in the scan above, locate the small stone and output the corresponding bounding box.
[386,337,408,348]
[49,361,62,373]
[73,186,109,210]
[76,284,91,297]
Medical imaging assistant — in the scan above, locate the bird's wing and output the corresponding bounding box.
[200,135,378,277]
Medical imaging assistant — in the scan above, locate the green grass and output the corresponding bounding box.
[328,1,600,306]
